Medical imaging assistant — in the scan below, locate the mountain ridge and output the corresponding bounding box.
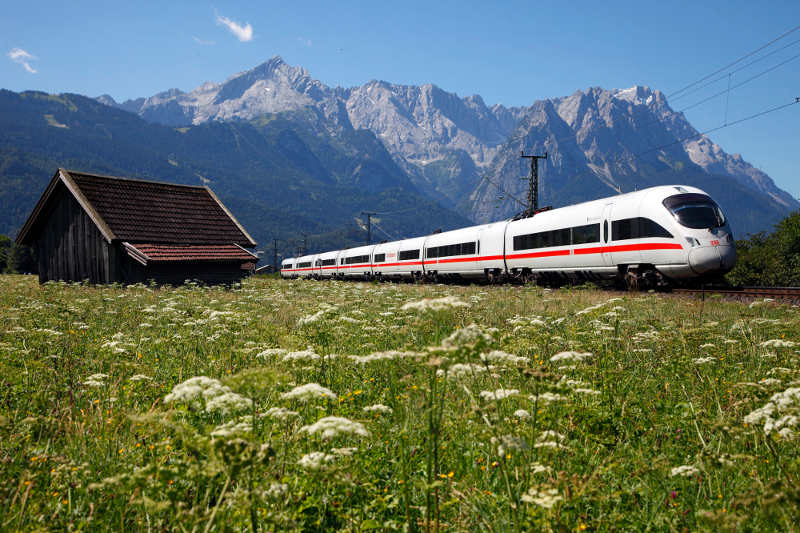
[95,55,797,236]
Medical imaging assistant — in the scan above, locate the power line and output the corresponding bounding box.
[670,36,800,102]
[668,24,800,100]
[679,50,800,114]
[630,97,800,159]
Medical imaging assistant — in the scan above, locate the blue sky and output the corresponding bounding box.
[2,0,799,199]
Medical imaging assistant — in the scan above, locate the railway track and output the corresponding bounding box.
[671,286,800,302]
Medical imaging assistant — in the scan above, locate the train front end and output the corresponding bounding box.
[662,192,736,277]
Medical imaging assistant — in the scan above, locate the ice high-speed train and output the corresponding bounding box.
[280,185,736,289]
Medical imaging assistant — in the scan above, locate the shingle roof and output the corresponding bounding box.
[123,243,258,265]
[68,171,255,246]
[17,169,256,248]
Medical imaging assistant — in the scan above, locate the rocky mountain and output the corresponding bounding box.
[0,90,470,255]
[100,56,798,235]
[468,86,799,232]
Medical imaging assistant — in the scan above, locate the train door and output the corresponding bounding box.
[601,203,614,267]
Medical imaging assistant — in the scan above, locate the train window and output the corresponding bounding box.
[399,249,420,260]
[426,242,477,258]
[572,224,600,245]
[283,263,293,269]
[603,221,608,243]
[663,193,726,229]
[373,253,386,263]
[345,255,370,265]
[297,262,312,268]
[315,260,321,267]
[321,258,336,266]
[612,217,673,240]
[553,228,570,247]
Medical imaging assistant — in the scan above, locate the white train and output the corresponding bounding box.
[280,185,736,289]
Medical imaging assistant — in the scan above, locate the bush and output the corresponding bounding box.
[727,210,800,286]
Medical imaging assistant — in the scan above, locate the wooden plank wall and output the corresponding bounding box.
[35,186,110,284]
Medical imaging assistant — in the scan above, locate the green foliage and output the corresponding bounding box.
[727,210,800,286]
[0,234,10,273]
[6,242,36,274]
[1,275,799,530]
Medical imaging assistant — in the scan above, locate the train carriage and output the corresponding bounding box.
[280,258,296,278]
[337,245,375,279]
[314,250,340,278]
[423,223,505,281]
[381,236,426,279]
[295,254,319,278]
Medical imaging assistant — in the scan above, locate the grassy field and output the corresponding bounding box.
[1,274,799,531]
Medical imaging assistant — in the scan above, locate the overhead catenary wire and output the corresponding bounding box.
[626,97,800,160]
[678,50,800,114]
[667,24,800,100]
[670,36,800,102]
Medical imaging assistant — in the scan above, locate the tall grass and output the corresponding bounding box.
[0,274,798,530]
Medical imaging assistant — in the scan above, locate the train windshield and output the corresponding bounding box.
[663,193,726,229]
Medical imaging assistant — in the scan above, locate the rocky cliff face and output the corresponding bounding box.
[98,56,798,234]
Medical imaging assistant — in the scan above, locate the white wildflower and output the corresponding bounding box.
[759,378,782,386]
[164,376,231,405]
[297,451,336,470]
[256,348,288,359]
[530,392,566,403]
[298,309,332,325]
[521,487,562,508]
[492,434,528,456]
[401,296,470,312]
[699,343,715,349]
[514,409,531,420]
[363,404,393,414]
[530,463,551,475]
[441,363,488,379]
[573,388,601,396]
[281,350,320,363]
[330,447,358,456]
[550,351,593,363]
[481,350,530,365]
[128,374,152,382]
[266,482,288,498]
[83,373,109,387]
[670,465,699,477]
[693,357,716,365]
[211,418,253,437]
[299,416,370,439]
[439,324,493,350]
[745,387,800,438]
[760,339,797,348]
[280,383,337,401]
[349,351,423,364]
[479,388,519,401]
[264,407,300,420]
[537,430,566,443]
[205,392,253,415]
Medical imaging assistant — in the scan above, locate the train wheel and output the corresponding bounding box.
[624,271,639,291]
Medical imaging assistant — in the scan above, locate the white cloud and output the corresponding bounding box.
[216,14,253,42]
[297,37,312,47]
[7,48,37,73]
[193,36,216,46]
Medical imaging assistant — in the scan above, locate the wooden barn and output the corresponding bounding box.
[16,169,258,285]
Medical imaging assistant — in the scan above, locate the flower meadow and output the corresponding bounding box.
[1,275,799,531]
